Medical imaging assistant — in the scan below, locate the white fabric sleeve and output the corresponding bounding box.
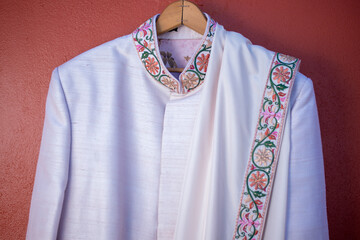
[26,67,71,240]
[285,77,329,239]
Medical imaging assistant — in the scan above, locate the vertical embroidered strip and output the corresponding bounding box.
[233,53,301,240]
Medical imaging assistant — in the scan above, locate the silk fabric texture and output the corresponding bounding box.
[26,13,329,239]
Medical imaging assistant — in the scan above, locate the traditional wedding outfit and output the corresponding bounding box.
[26,12,329,240]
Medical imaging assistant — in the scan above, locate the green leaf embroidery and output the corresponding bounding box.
[141,52,149,59]
[264,141,276,148]
[253,191,266,198]
[276,84,288,91]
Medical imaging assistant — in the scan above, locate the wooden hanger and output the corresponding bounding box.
[156,0,207,73]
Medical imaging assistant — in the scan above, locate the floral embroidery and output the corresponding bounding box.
[160,76,179,91]
[196,53,210,72]
[254,147,272,167]
[132,13,217,94]
[261,105,282,125]
[249,171,267,190]
[272,66,291,83]
[237,211,261,234]
[233,53,300,240]
[145,57,160,75]
[278,53,296,63]
[180,19,217,93]
[181,72,200,90]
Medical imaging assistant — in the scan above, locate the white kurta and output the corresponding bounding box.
[26,12,329,240]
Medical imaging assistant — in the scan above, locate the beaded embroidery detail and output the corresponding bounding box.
[132,14,217,94]
[233,53,300,240]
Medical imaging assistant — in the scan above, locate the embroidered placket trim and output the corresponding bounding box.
[232,53,301,240]
[132,14,217,94]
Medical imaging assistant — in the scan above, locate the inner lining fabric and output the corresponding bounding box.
[158,25,204,80]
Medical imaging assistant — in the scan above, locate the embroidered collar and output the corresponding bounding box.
[132,13,218,94]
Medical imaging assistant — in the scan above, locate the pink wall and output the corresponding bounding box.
[1,0,359,238]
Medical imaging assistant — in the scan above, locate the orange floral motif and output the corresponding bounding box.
[279,53,296,62]
[249,171,267,190]
[197,53,210,72]
[272,66,290,83]
[181,72,199,90]
[161,76,178,91]
[145,57,159,75]
[254,148,272,167]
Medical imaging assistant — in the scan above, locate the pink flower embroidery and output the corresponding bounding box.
[137,22,151,37]
[278,91,287,102]
[268,131,278,140]
[261,105,281,125]
[237,212,261,233]
[136,40,148,52]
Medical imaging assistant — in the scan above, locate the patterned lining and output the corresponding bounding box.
[132,13,218,94]
[233,53,301,240]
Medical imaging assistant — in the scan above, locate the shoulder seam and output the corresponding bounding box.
[55,67,72,124]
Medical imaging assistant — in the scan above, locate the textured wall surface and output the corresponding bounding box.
[1,0,359,239]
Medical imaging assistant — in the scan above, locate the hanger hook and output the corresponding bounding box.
[181,0,184,25]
